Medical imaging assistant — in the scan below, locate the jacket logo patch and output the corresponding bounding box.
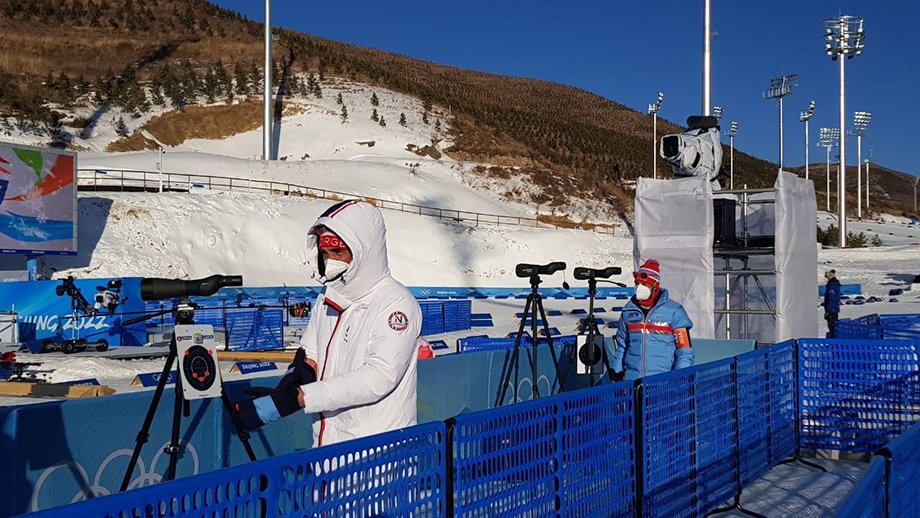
[388,311,409,331]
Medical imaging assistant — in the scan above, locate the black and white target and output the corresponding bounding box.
[175,325,223,400]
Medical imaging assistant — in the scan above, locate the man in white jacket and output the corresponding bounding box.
[296,200,422,446]
[233,200,421,446]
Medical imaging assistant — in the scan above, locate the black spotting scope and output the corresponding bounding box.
[515,262,566,278]
[573,266,622,281]
[140,275,243,301]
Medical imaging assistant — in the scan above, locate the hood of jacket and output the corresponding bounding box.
[307,200,391,308]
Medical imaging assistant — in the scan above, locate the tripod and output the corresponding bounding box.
[120,300,256,492]
[580,276,617,386]
[495,273,568,407]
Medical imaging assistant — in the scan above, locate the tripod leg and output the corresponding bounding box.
[221,391,257,462]
[530,292,540,398]
[119,347,177,492]
[535,296,566,393]
[165,371,185,481]
[496,295,532,406]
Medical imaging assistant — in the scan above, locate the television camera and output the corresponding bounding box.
[660,115,724,182]
[93,279,123,314]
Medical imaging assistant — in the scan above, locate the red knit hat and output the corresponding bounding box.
[634,259,661,288]
[315,227,348,251]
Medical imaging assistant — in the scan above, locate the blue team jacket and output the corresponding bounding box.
[824,278,841,314]
[613,288,694,380]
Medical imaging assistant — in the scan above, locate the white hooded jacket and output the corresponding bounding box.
[298,200,422,447]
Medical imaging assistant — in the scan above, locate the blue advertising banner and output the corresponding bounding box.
[0,277,146,351]
[132,371,176,387]
[229,361,278,375]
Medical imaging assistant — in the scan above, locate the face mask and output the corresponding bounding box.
[635,284,653,301]
[323,259,350,282]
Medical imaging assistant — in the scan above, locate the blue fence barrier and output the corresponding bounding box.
[798,338,920,452]
[420,300,472,336]
[639,358,738,517]
[14,338,920,517]
[27,421,447,518]
[833,455,887,518]
[879,421,920,518]
[449,381,636,517]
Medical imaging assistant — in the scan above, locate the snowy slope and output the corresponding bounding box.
[55,191,634,288]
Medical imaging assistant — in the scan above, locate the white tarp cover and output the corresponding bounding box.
[634,176,715,339]
[774,171,818,341]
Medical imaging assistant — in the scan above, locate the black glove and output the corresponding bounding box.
[233,349,316,430]
[824,312,831,320]
[611,370,626,382]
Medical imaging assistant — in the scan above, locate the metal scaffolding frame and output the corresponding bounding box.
[713,187,777,340]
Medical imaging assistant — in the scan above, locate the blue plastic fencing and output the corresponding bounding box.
[226,308,284,350]
[734,342,796,487]
[143,301,287,350]
[833,456,887,518]
[420,300,472,335]
[449,381,636,517]
[639,358,738,517]
[457,335,578,353]
[837,313,920,340]
[798,338,920,452]
[879,421,920,518]
[26,421,447,518]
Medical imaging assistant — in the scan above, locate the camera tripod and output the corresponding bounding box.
[119,300,256,492]
[495,271,568,407]
[579,274,618,386]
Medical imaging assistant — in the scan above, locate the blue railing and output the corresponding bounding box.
[18,338,920,517]
[25,422,447,518]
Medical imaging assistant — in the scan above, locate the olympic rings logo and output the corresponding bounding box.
[30,441,199,512]
[512,374,552,403]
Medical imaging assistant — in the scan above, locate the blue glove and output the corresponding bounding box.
[233,349,316,430]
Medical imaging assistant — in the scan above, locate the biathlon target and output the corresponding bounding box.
[175,325,223,400]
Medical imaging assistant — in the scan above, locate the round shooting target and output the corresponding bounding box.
[182,345,216,392]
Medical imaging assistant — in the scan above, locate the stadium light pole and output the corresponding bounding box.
[727,121,738,189]
[799,101,816,180]
[263,0,272,161]
[763,74,798,172]
[865,148,874,210]
[849,111,871,219]
[915,177,919,215]
[819,127,839,213]
[648,92,665,179]
[825,15,865,247]
[703,0,711,115]
[713,106,723,121]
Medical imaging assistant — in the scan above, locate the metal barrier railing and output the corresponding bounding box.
[77,168,623,235]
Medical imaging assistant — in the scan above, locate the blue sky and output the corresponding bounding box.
[212,0,920,176]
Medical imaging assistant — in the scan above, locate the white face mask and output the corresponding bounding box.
[635,284,653,301]
[323,259,350,283]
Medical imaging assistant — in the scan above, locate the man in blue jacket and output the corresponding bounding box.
[613,259,694,380]
[824,269,842,338]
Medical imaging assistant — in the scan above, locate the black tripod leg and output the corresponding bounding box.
[496,295,532,406]
[530,292,540,398]
[119,346,177,492]
[534,297,565,393]
[165,371,185,481]
[220,391,257,462]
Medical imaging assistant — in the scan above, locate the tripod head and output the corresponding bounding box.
[515,262,566,290]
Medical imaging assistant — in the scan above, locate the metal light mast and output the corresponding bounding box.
[763,74,798,171]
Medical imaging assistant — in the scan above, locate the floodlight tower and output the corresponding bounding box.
[799,101,816,180]
[263,0,272,161]
[648,92,665,179]
[865,148,874,210]
[713,106,724,121]
[727,121,738,189]
[763,74,798,172]
[703,0,712,115]
[849,111,872,219]
[824,15,865,247]
[818,127,839,212]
